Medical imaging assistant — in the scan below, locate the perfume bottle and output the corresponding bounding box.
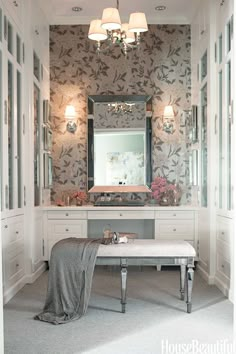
[103,224,112,238]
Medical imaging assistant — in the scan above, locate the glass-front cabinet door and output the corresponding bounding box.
[1,13,24,212]
[216,14,233,214]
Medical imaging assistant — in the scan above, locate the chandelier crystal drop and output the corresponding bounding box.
[88,0,148,54]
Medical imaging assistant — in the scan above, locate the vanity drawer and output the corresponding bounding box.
[5,250,25,288]
[88,210,154,220]
[47,210,87,220]
[216,253,230,280]
[155,211,194,220]
[48,220,87,237]
[155,220,194,240]
[216,219,231,245]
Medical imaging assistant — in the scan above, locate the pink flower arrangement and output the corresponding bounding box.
[71,191,88,203]
[151,177,179,204]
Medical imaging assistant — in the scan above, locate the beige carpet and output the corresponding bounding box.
[4,266,233,354]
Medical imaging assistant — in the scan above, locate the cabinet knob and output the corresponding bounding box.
[221,264,225,268]
[173,228,176,232]
[16,263,19,267]
[173,214,176,216]
[120,213,122,217]
[65,213,69,216]
[65,228,69,232]
[4,225,8,229]
[16,231,19,234]
[221,232,225,235]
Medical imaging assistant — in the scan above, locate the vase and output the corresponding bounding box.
[159,192,170,206]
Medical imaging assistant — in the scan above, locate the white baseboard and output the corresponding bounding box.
[214,276,229,297]
[4,276,26,304]
[196,264,214,284]
[25,262,47,284]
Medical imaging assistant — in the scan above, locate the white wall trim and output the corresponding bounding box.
[3,277,26,305]
[214,276,230,298]
[25,262,47,284]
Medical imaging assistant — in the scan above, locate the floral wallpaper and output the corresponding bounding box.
[49,24,191,203]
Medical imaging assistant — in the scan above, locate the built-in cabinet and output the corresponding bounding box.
[0,0,49,303]
[1,214,25,303]
[43,207,199,261]
[214,0,234,299]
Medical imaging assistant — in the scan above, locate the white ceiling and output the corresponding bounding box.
[39,0,200,25]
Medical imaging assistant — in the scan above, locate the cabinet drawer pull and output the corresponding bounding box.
[4,225,8,229]
[65,213,69,216]
[221,264,225,268]
[173,214,176,216]
[221,231,225,235]
[65,228,69,232]
[16,231,19,234]
[16,263,19,267]
[173,228,177,232]
[120,213,122,216]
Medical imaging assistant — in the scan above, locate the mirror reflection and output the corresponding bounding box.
[88,95,152,193]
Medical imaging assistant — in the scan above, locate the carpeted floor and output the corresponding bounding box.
[4,266,233,354]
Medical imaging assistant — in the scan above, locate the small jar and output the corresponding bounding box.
[103,224,112,238]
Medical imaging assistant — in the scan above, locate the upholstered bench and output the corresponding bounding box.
[96,239,196,313]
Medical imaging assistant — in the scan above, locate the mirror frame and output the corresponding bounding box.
[87,95,152,193]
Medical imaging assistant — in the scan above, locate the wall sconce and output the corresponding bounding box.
[162,105,175,134]
[65,105,77,133]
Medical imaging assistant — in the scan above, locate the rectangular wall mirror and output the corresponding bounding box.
[87,95,152,193]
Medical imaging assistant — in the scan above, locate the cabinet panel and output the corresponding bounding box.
[88,210,154,220]
[155,220,194,240]
[155,211,194,220]
[48,210,87,220]
[216,253,230,280]
[5,250,24,287]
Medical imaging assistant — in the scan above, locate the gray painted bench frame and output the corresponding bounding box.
[96,256,195,314]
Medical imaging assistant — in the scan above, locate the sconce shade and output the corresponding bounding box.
[121,23,135,43]
[88,19,108,41]
[101,8,121,31]
[163,105,174,119]
[65,105,76,119]
[128,12,148,33]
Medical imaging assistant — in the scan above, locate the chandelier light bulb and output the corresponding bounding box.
[121,23,135,43]
[101,8,121,31]
[128,12,148,33]
[88,19,108,41]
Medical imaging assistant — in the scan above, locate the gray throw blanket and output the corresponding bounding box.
[35,237,109,325]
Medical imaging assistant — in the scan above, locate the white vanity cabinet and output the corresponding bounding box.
[1,214,25,303]
[155,210,198,252]
[43,206,198,261]
[45,210,87,259]
[215,215,233,297]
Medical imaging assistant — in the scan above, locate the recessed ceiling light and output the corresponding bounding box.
[72,6,82,12]
[155,6,166,11]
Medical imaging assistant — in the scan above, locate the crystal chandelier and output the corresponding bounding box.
[88,0,148,54]
[107,102,135,113]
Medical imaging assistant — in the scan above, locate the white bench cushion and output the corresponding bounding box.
[97,239,196,258]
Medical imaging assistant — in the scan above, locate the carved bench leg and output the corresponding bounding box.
[120,258,128,313]
[180,264,186,300]
[186,266,194,313]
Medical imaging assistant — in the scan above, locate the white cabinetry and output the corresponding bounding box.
[1,214,25,303]
[155,210,197,250]
[45,210,87,259]
[215,215,233,296]
[44,207,198,261]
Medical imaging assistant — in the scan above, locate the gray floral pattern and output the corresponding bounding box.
[50,24,191,203]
